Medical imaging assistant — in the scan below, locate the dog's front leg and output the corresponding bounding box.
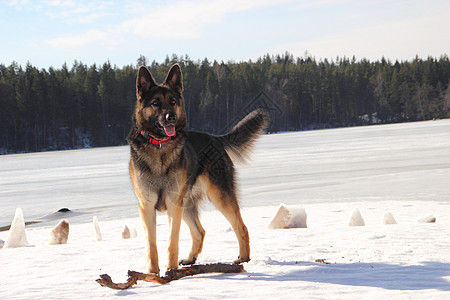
[166,200,184,271]
[138,200,160,275]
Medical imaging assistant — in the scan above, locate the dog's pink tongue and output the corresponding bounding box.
[163,124,176,137]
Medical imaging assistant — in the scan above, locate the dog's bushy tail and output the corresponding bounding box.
[219,109,270,164]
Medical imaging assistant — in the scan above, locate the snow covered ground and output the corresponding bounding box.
[1,119,450,299]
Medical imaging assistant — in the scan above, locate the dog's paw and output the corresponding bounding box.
[148,267,160,276]
[148,270,160,277]
[233,256,250,265]
[179,256,197,265]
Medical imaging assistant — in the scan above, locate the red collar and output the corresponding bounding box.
[140,130,176,147]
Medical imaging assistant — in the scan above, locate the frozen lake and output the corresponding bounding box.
[1,119,450,299]
[1,119,450,228]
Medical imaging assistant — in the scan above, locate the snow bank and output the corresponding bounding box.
[49,219,69,245]
[267,204,307,229]
[4,208,29,248]
[93,216,102,241]
[130,227,138,238]
[382,212,397,225]
[121,224,131,239]
[418,215,436,223]
[122,224,137,239]
[347,208,365,226]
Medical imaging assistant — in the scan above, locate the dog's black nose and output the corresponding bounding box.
[166,112,177,123]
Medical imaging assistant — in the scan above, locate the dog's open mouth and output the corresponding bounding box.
[163,124,176,137]
[155,122,176,137]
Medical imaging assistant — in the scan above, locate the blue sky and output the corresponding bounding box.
[1,0,449,69]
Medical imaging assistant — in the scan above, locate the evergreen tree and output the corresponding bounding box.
[0,54,449,154]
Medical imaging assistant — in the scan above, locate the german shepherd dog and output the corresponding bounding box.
[127,64,269,275]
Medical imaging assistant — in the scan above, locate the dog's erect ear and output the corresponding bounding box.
[164,64,183,93]
[137,66,156,96]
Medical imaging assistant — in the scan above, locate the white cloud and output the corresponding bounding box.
[45,1,115,24]
[45,30,109,50]
[120,0,227,39]
[45,0,293,50]
[44,0,75,7]
[7,0,115,24]
[269,2,450,61]
[7,0,32,9]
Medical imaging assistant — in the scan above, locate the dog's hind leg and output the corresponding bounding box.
[205,179,250,264]
[180,204,205,265]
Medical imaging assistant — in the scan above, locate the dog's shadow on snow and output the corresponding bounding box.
[222,260,450,291]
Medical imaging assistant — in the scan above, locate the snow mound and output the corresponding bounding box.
[121,224,137,239]
[417,215,436,223]
[382,212,397,225]
[93,216,102,241]
[0,239,4,248]
[130,227,137,238]
[347,208,365,226]
[49,219,69,245]
[267,204,307,229]
[4,208,29,248]
[122,224,130,239]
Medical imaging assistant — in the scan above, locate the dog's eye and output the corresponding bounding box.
[169,98,177,106]
[151,99,160,106]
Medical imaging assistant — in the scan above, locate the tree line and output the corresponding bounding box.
[1,53,449,154]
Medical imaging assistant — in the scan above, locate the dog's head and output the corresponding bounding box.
[134,64,187,139]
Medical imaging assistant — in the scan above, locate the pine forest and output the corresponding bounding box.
[1,53,449,154]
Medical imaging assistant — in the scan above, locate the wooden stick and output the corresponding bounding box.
[96,263,245,290]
